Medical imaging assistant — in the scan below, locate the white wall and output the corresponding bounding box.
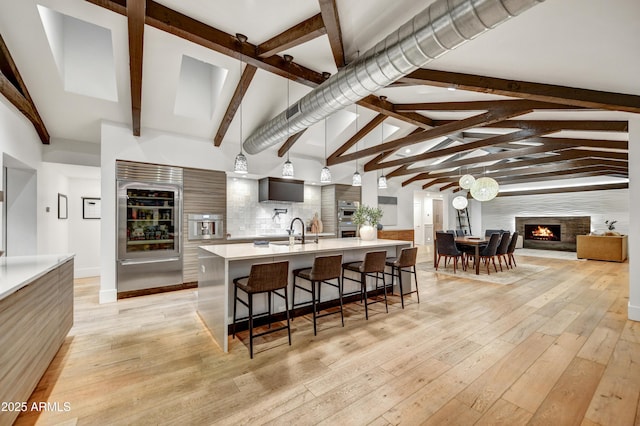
[37,162,69,255]
[628,117,639,321]
[68,176,101,277]
[376,179,415,230]
[0,97,44,253]
[481,189,629,235]
[227,177,321,237]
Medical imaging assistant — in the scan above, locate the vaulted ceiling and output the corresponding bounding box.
[1,0,638,196]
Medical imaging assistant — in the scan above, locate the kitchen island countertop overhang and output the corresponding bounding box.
[198,238,413,352]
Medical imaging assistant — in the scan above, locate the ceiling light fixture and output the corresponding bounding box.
[470,177,499,202]
[377,124,386,189]
[233,34,248,174]
[452,195,468,210]
[459,174,475,189]
[320,116,331,183]
[282,54,294,179]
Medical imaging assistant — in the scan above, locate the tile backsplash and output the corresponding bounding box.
[227,178,322,238]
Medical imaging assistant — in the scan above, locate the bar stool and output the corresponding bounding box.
[342,251,388,320]
[232,261,291,359]
[291,254,344,335]
[385,247,419,309]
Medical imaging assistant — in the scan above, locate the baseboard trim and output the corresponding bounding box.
[117,282,197,299]
[99,288,117,304]
[628,301,640,321]
[74,267,100,278]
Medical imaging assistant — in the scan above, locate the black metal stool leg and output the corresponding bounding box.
[338,277,344,327]
[284,287,291,345]
[232,284,238,338]
[397,266,405,309]
[381,272,388,313]
[248,293,254,359]
[362,272,369,320]
[311,280,318,336]
[291,275,296,321]
[414,266,420,303]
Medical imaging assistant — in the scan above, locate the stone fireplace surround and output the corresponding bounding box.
[515,216,591,252]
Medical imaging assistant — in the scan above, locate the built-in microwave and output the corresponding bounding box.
[187,213,224,240]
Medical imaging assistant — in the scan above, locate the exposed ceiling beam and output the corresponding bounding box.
[393,146,629,179]
[318,0,345,68]
[327,114,386,162]
[439,182,457,191]
[433,119,629,132]
[256,13,326,58]
[329,102,535,167]
[278,129,308,157]
[394,99,580,112]
[493,169,627,186]
[496,183,628,197]
[399,68,640,114]
[421,162,628,189]
[357,95,433,129]
[388,144,568,178]
[462,132,629,150]
[127,0,145,137]
[214,63,257,147]
[368,126,557,171]
[0,33,49,143]
[87,0,327,87]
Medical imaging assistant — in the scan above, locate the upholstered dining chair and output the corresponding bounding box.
[496,231,511,271]
[435,231,464,273]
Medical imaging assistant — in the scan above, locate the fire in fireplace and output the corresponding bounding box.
[525,224,561,241]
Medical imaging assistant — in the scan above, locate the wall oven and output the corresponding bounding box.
[338,200,358,238]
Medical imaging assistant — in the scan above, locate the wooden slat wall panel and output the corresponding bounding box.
[0,259,74,426]
[321,184,361,235]
[183,168,227,283]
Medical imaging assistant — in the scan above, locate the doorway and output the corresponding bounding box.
[3,164,37,255]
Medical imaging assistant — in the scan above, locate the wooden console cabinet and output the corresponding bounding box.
[378,229,414,243]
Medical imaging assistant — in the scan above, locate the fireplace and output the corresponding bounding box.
[515,216,590,252]
[525,224,561,241]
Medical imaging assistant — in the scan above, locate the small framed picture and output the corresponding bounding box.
[82,197,101,219]
[58,193,68,219]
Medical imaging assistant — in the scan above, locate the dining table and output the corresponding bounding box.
[455,236,489,275]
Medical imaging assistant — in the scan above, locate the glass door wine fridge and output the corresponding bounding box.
[116,165,183,293]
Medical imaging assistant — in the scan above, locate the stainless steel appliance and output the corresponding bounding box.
[116,161,183,293]
[188,214,223,240]
[338,200,358,238]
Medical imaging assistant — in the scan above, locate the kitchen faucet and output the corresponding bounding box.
[289,217,305,244]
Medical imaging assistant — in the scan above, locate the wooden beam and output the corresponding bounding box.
[367,126,556,171]
[494,169,627,186]
[127,0,145,136]
[432,119,629,132]
[394,99,580,112]
[439,182,457,191]
[327,114,386,161]
[364,128,425,172]
[357,95,433,129]
[86,0,327,87]
[213,64,257,147]
[496,183,628,197]
[277,129,308,157]
[0,34,50,143]
[329,102,534,167]
[387,144,566,178]
[318,0,345,68]
[256,14,326,58]
[399,68,640,114]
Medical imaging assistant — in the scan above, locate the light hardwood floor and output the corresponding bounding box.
[16,247,638,425]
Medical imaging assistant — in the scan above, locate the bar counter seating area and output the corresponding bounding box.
[198,238,419,357]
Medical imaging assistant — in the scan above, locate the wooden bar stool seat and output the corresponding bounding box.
[291,254,344,335]
[342,251,388,320]
[232,261,291,358]
[385,246,419,309]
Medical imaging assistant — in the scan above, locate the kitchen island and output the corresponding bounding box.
[198,238,412,352]
[0,254,74,426]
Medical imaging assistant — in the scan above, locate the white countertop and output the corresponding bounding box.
[0,254,75,300]
[200,237,411,261]
[226,232,335,241]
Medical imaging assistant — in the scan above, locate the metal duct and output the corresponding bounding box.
[243,0,544,155]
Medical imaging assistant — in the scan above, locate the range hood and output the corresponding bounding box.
[258,177,304,203]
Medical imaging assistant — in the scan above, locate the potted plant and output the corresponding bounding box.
[352,204,383,240]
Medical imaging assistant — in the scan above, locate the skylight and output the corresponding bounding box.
[174,55,227,120]
[38,5,118,101]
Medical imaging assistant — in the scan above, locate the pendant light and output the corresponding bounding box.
[320,117,331,183]
[282,54,295,179]
[452,195,468,210]
[377,124,386,188]
[352,51,361,187]
[233,34,248,174]
[470,177,499,201]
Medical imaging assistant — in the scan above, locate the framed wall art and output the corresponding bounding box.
[82,197,101,219]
